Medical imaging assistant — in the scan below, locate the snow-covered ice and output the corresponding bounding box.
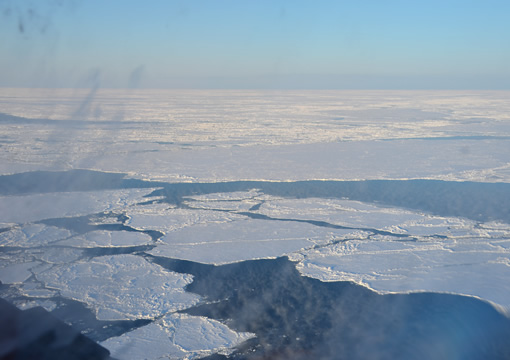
[1,89,510,358]
[146,191,510,309]
[126,207,246,233]
[1,89,510,183]
[148,217,349,264]
[297,233,510,309]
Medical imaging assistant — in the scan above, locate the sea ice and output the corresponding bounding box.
[16,299,57,312]
[148,217,352,264]
[29,247,83,264]
[0,224,71,247]
[101,313,254,360]
[35,254,200,320]
[298,233,510,310]
[254,197,429,231]
[126,207,246,233]
[1,90,510,183]
[1,89,510,357]
[55,230,152,248]
[0,261,40,284]
[0,188,158,224]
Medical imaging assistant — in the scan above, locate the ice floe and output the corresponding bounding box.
[35,254,200,320]
[101,313,254,360]
[148,217,352,264]
[297,231,510,309]
[126,207,246,233]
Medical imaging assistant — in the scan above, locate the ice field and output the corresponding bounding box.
[1,89,510,359]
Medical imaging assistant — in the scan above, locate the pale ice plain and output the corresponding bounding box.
[1,89,510,359]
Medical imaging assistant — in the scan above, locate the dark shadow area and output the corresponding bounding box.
[0,297,111,360]
[0,170,130,195]
[147,255,510,360]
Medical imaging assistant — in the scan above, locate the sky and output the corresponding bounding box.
[1,0,509,89]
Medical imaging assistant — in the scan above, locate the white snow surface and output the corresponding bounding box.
[1,89,509,183]
[148,216,350,264]
[126,207,246,233]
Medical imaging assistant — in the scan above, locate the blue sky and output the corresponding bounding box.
[1,0,509,89]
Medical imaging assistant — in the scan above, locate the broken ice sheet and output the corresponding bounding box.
[101,313,254,360]
[253,195,508,240]
[35,254,200,320]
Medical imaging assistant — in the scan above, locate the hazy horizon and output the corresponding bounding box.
[1,0,509,90]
